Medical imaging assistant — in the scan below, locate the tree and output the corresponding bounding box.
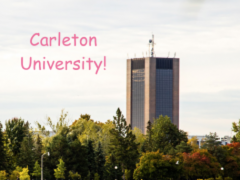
[151,115,188,154]
[132,127,145,153]
[40,109,69,134]
[220,143,240,179]
[0,171,7,180]
[9,167,22,180]
[125,169,131,180]
[67,139,89,179]
[231,135,238,143]
[69,171,81,180]
[141,120,153,153]
[5,118,29,157]
[188,136,199,150]
[54,158,66,180]
[109,108,139,179]
[94,173,100,180]
[34,135,43,163]
[95,142,105,180]
[103,154,123,180]
[133,151,180,180]
[17,134,35,175]
[175,141,193,153]
[201,132,221,154]
[182,149,221,179]
[87,140,96,180]
[43,128,88,180]
[31,161,41,179]
[0,123,7,170]
[19,167,30,180]
[232,120,240,141]
[80,114,91,121]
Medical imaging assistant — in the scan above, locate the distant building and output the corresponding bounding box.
[33,131,55,137]
[188,135,232,148]
[126,57,180,134]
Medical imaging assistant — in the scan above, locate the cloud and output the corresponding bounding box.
[181,90,240,136]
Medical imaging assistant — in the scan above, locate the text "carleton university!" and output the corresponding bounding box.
[21,32,106,74]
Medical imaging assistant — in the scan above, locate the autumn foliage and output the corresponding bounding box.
[182,149,221,179]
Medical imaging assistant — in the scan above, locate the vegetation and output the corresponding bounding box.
[0,109,239,180]
[54,158,66,179]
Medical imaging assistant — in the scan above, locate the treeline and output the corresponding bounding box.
[0,108,240,180]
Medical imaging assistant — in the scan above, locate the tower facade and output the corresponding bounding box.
[126,57,179,134]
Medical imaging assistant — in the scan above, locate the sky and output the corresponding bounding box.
[0,0,240,137]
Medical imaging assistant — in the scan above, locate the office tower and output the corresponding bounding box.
[126,57,179,134]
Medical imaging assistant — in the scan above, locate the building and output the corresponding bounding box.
[126,57,180,134]
[188,135,232,148]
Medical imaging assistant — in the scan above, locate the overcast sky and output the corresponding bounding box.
[0,0,240,137]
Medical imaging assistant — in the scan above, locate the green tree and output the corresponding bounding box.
[34,135,43,163]
[9,166,22,180]
[188,136,199,150]
[201,132,220,154]
[19,167,30,180]
[232,120,240,141]
[0,171,7,180]
[80,114,91,121]
[87,140,96,180]
[5,118,29,156]
[103,154,123,180]
[151,115,188,154]
[0,123,7,170]
[43,128,88,179]
[175,141,192,153]
[95,142,105,180]
[109,108,139,180]
[141,120,153,153]
[69,171,81,180]
[17,134,35,175]
[132,127,145,153]
[125,169,131,180]
[231,135,238,143]
[54,158,66,180]
[31,161,41,179]
[133,151,180,180]
[43,109,69,134]
[94,173,100,180]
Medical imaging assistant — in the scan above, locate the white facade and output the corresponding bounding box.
[188,135,231,148]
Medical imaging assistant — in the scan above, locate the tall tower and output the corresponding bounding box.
[126,56,179,134]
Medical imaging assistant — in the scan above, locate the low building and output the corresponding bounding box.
[188,135,232,148]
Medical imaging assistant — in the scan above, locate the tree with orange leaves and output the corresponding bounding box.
[220,142,240,179]
[182,149,221,180]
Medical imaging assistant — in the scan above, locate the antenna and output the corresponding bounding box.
[148,43,150,57]
[168,52,170,58]
[148,34,156,57]
[152,34,155,57]
[174,52,176,58]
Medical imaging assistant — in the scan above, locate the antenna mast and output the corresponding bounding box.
[148,34,156,57]
[152,34,155,57]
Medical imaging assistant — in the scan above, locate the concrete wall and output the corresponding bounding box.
[126,59,132,126]
[172,58,179,128]
[144,57,156,134]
